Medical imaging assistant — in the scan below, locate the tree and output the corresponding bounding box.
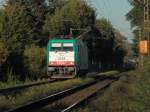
[27,0,48,44]
[95,18,115,67]
[95,18,114,36]
[1,1,35,75]
[0,9,4,37]
[132,29,139,54]
[0,39,9,67]
[2,1,33,52]
[126,0,143,28]
[88,18,129,70]
[44,0,95,37]
[3,0,49,45]
[23,45,46,79]
[47,0,65,15]
[0,39,9,80]
[126,0,146,54]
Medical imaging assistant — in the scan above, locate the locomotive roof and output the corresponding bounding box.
[48,39,77,43]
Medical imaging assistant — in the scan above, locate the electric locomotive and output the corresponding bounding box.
[47,38,88,78]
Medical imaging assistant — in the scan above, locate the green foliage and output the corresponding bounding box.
[2,0,48,47]
[0,2,36,77]
[0,9,4,36]
[132,29,140,54]
[6,67,18,82]
[96,18,113,35]
[91,18,129,69]
[47,0,65,14]
[126,3,143,28]
[2,3,33,53]
[0,0,48,79]
[44,0,95,36]
[23,45,46,79]
[0,39,10,80]
[114,30,130,54]
[27,0,48,43]
[0,39,9,66]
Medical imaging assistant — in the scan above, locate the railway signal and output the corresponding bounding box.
[139,40,148,54]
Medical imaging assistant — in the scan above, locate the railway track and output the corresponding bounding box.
[0,79,61,95]
[63,80,113,112]
[5,75,119,112]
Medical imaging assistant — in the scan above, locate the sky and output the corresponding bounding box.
[86,0,133,42]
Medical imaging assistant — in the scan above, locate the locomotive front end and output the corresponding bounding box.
[47,40,76,78]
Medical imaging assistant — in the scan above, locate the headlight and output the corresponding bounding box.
[48,67,55,71]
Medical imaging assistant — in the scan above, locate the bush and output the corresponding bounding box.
[0,39,9,66]
[0,39,10,80]
[23,45,46,79]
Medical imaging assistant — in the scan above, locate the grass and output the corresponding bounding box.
[0,68,41,89]
[0,78,48,89]
[0,78,93,111]
[0,70,119,89]
[87,70,119,78]
[75,58,150,112]
[97,70,119,76]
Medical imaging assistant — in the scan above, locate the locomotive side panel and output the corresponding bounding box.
[77,40,88,73]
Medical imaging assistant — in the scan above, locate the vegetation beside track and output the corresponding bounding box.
[75,59,150,112]
[0,78,49,89]
[0,78,93,111]
[87,70,120,79]
[0,70,119,89]
[96,71,120,78]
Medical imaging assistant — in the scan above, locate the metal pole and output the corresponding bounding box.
[139,28,143,67]
[144,0,149,56]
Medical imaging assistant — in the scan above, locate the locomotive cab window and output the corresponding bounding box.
[51,43,62,51]
[63,43,73,51]
[63,47,73,51]
[51,47,62,51]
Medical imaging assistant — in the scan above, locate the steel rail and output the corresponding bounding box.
[5,73,121,112]
[61,80,113,112]
[0,79,59,95]
[5,80,98,112]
